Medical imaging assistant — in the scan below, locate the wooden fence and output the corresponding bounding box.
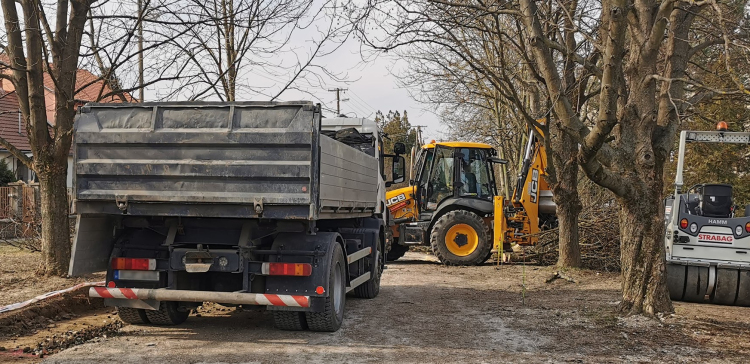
[0,184,75,240]
[0,184,75,219]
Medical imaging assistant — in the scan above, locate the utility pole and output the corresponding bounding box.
[412,125,427,145]
[328,88,347,115]
[138,0,144,102]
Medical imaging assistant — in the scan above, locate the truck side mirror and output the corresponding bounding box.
[393,142,406,155]
[392,155,405,184]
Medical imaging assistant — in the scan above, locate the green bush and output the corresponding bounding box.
[0,159,17,186]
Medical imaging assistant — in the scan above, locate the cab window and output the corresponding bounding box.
[426,147,453,209]
[458,148,492,199]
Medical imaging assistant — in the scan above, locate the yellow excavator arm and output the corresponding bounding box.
[494,124,555,251]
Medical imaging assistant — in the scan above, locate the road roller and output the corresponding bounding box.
[665,123,750,306]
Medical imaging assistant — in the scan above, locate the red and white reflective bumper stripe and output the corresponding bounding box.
[90,287,309,308]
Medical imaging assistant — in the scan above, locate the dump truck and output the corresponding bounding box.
[386,123,556,265]
[68,102,405,332]
[665,122,750,306]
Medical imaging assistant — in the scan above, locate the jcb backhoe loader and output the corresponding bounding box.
[385,125,556,265]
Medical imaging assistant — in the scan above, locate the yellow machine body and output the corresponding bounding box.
[386,132,553,264]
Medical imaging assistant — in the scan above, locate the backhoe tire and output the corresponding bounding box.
[306,243,346,332]
[430,210,491,266]
[273,311,308,331]
[144,301,190,325]
[387,242,409,262]
[117,307,150,325]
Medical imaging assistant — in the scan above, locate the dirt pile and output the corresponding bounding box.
[29,321,123,358]
[0,286,104,338]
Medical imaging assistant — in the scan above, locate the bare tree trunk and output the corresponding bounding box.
[38,167,70,276]
[618,194,673,315]
[548,121,581,268]
[553,173,581,268]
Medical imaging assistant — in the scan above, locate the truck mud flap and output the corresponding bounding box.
[69,215,117,276]
[264,232,341,308]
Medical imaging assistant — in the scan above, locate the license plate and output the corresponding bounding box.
[114,270,160,281]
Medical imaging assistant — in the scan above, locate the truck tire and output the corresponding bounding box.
[430,210,491,266]
[353,233,383,299]
[273,312,308,330]
[117,307,150,324]
[144,301,190,325]
[306,243,346,332]
[387,241,409,262]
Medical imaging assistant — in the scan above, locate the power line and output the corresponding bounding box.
[347,97,374,117]
[345,98,371,118]
[348,90,377,114]
[347,94,375,115]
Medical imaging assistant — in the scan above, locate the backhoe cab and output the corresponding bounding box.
[386,125,556,265]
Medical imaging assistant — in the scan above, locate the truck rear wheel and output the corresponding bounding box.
[430,210,491,266]
[144,301,190,325]
[273,312,308,330]
[117,307,150,324]
[306,243,346,332]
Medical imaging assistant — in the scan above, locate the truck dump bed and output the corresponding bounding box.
[74,101,378,220]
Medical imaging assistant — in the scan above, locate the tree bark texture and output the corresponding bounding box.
[38,167,71,276]
[618,195,673,315]
[549,121,581,268]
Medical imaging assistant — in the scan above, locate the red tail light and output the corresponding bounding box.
[265,263,312,276]
[746,222,750,233]
[111,257,156,271]
[680,219,689,229]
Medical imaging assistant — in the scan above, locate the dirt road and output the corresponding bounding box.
[30,252,750,363]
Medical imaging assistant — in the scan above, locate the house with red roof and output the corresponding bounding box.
[0,67,134,186]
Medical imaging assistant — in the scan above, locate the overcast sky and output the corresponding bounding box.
[270,37,446,141]
[135,4,446,141]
